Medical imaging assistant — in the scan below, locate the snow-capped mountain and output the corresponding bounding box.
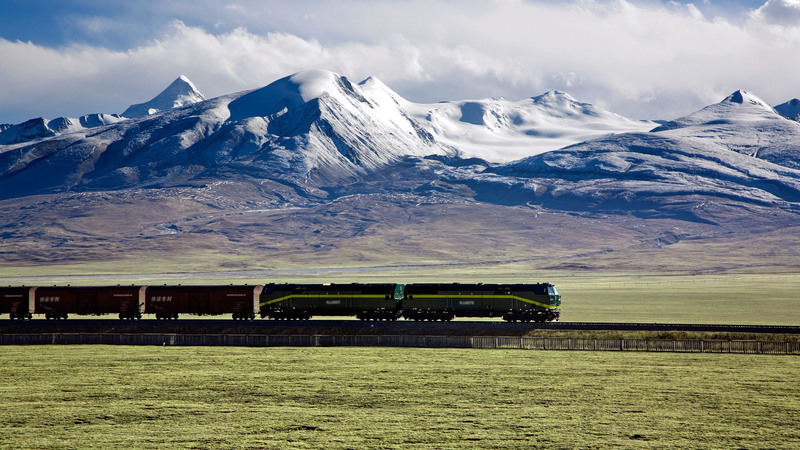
[0,114,125,145]
[652,90,800,169]
[0,76,202,146]
[2,74,800,273]
[405,90,656,163]
[476,90,800,213]
[0,70,452,199]
[775,98,800,122]
[2,72,800,219]
[122,75,205,118]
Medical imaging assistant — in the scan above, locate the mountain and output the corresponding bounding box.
[404,90,656,163]
[472,90,800,218]
[0,70,452,199]
[121,75,205,118]
[0,114,125,145]
[651,90,800,169]
[1,75,800,276]
[0,77,204,146]
[775,98,800,122]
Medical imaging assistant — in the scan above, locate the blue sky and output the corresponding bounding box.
[0,0,798,124]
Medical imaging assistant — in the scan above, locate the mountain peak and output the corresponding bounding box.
[653,89,781,133]
[723,90,773,110]
[226,70,369,122]
[775,98,800,121]
[358,75,392,94]
[532,90,578,104]
[122,75,205,118]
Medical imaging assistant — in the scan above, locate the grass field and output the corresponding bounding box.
[551,272,800,324]
[1,346,799,448]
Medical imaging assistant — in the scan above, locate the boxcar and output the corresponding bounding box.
[259,283,401,320]
[34,286,145,320]
[144,285,263,320]
[402,283,561,322]
[0,286,34,320]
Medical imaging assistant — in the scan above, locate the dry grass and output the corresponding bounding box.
[1,346,799,448]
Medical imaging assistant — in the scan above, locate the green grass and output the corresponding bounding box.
[552,273,800,324]
[1,346,799,448]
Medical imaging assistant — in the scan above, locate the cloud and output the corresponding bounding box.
[0,0,798,124]
[751,0,800,26]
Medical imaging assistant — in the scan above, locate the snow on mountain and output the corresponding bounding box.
[0,76,203,146]
[465,90,800,213]
[0,70,452,199]
[0,114,125,145]
[2,73,800,221]
[775,98,800,121]
[121,75,205,118]
[221,70,450,183]
[486,132,800,210]
[404,90,656,163]
[651,90,800,169]
[653,90,776,131]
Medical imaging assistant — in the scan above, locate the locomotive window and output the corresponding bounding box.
[548,286,559,295]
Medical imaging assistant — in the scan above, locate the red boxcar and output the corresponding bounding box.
[0,286,34,320]
[144,285,263,320]
[34,286,144,320]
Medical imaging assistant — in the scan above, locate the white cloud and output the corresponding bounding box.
[0,0,799,124]
[751,0,800,26]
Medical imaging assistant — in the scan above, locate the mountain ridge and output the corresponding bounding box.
[1,72,800,274]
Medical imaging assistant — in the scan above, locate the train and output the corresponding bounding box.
[0,282,561,323]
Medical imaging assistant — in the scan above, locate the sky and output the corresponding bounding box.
[0,0,799,124]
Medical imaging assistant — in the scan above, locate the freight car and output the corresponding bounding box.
[145,285,263,320]
[259,283,402,320]
[0,286,34,320]
[402,283,560,322]
[33,286,145,320]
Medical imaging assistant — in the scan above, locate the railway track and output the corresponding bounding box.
[1,320,798,335]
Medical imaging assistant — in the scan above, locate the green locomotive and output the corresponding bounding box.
[259,283,402,320]
[402,283,560,322]
[259,282,560,322]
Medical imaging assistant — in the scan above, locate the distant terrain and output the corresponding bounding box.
[1,71,799,279]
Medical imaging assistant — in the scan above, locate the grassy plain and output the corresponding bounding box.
[550,272,800,324]
[1,346,799,448]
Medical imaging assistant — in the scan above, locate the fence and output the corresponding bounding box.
[1,333,799,355]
